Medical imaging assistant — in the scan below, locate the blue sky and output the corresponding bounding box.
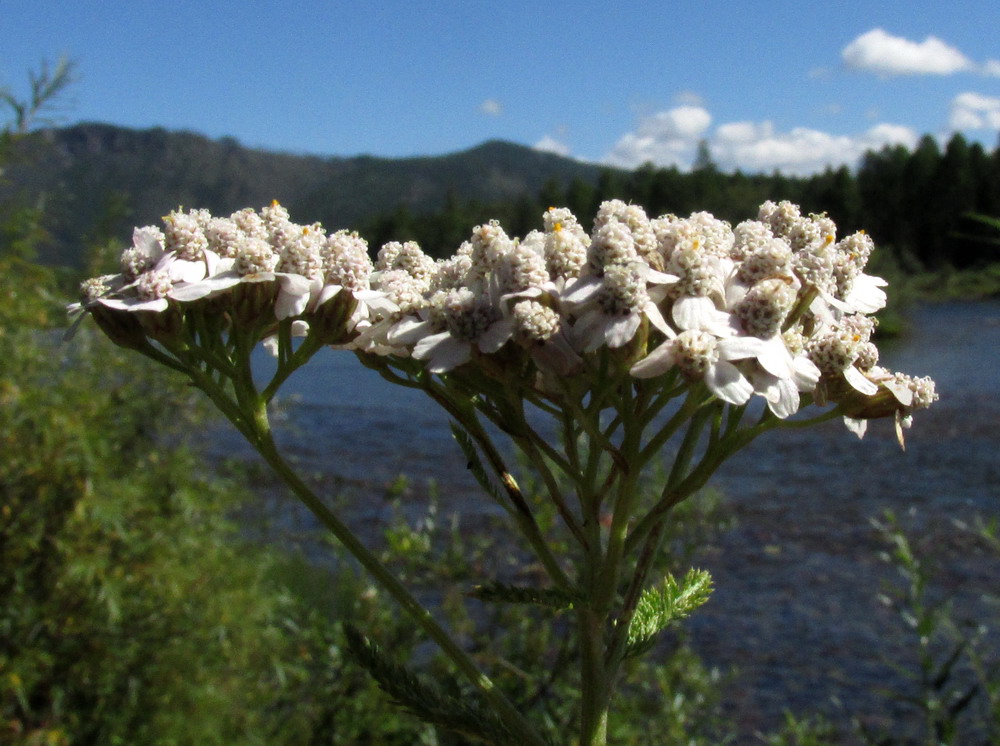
[2,0,999,174]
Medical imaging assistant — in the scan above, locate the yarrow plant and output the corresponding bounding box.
[69,198,936,745]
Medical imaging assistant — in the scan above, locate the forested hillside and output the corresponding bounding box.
[0,123,606,266]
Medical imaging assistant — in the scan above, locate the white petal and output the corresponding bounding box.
[706,360,753,405]
[413,331,454,360]
[388,318,435,345]
[844,365,878,396]
[642,301,674,338]
[427,337,471,373]
[573,309,609,352]
[605,313,641,348]
[275,282,312,319]
[262,335,280,357]
[166,258,209,284]
[883,376,913,406]
[846,274,887,313]
[765,376,800,418]
[718,335,769,361]
[630,342,676,379]
[133,226,164,259]
[843,416,868,439]
[478,318,514,353]
[791,356,821,391]
[755,336,795,379]
[169,273,241,301]
[672,295,716,331]
[562,275,602,305]
[643,268,680,285]
[313,284,343,308]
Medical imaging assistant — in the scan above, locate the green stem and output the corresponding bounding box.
[247,399,547,746]
[577,607,610,746]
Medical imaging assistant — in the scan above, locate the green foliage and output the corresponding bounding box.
[625,569,714,658]
[759,712,837,746]
[867,511,1000,745]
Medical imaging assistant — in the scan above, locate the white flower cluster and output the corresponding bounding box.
[72,199,937,435]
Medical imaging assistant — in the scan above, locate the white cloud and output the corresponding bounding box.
[605,109,918,175]
[983,59,1000,78]
[479,98,503,116]
[715,121,917,175]
[604,106,711,168]
[534,135,571,157]
[842,28,973,76]
[948,92,1000,131]
[638,106,712,139]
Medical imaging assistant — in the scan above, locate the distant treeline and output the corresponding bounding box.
[361,133,1000,271]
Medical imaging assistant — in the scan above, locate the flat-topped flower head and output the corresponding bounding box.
[632,328,755,405]
[79,274,120,303]
[571,263,671,351]
[594,201,659,266]
[377,269,427,317]
[786,215,829,253]
[136,269,173,303]
[685,212,735,257]
[836,231,874,269]
[70,199,935,441]
[260,199,290,228]
[667,238,726,300]
[441,288,501,342]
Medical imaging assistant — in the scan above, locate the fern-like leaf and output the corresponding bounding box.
[450,423,511,509]
[468,581,581,609]
[624,568,713,658]
[343,624,519,744]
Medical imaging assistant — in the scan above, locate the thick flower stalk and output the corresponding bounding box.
[70,199,936,745]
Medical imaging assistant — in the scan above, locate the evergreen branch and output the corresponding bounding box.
[343,624,523,745]
[468,581,582,610]
[624,569,713,659]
